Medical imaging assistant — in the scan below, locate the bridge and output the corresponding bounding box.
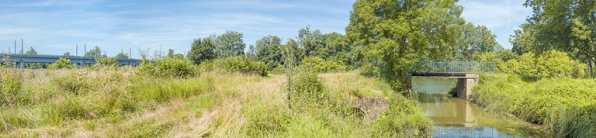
[0,54,143,68]
[409,62,495,100]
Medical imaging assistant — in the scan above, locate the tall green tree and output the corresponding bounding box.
[115,52,129,59]
[63,52,71,56]
[256,35,283,70]
[167,49,175,58]
[25,47,37,55]
[450,23,501,61]
[216,31,246,58]
[85,46,106,58]
[521,0,596,76]
[188,36,216,65]
[346,0,463,92]
[297,26,324,57]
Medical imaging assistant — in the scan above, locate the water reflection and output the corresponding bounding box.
[417,93,475,127]
[412,77,543,138]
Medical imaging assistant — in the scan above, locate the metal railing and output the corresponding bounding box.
[412,61,495,73]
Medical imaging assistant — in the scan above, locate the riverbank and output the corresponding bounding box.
[0,68,431,137]
[470,74,596,137]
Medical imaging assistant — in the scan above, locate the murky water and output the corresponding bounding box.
[412,77,545,138]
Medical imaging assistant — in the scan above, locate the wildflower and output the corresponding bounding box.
[367,109,371,113]
[382,115,386,119]
[385,97,389,100]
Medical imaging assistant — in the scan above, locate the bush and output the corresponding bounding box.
[137,58,196,77]
[300,56,345,73]
[48,58,73,69]
[471,74,596,137]
[95,57,118,66]
[493,50,587,78]
[219,56,267,76]
[154,58,194,77]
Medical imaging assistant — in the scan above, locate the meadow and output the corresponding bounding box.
[0,60,432,137]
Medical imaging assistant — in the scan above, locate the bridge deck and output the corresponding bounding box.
[411,73,477,79]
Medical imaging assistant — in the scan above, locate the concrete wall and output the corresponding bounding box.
[456,74,478,100]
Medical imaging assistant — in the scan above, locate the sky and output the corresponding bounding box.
[0,0,532,59]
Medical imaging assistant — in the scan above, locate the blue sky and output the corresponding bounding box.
[0,0,531,59]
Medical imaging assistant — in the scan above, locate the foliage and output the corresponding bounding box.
[25,47,37,55]
[216,31,246,58]
[220,56,267,76]
[299,56,345,73]
[154,57,195,77]
[48,58,73,69]
[85,46,107,58]
[485,50,586,78]
[63,52,70,56]
[515,0,596,76]
[95,57,118,66]
[449,23,501,61]
[115,52,129,59]
[346,0,463,93]
[256,35,283,70]
[471,74,596,137]
[369,96,433,137]
[188,36,216,65]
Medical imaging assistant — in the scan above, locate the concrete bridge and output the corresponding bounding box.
[409,62,495,100]
[0,54,143,68]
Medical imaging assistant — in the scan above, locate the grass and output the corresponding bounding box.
[470,74,596,137]
[0,67,432,137]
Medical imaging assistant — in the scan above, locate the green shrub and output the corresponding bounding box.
[369,96,433,137]
[154,57,194,77]
[300,56,345,73]
[48,58,73,69]
[471,74,596,137]
[95,57,118,66]
[220,56,267,76]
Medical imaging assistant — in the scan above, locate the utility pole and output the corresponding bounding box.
[21,39,23,54]
[76,45,78,56]
[129,48,131,59]
[84,44,86,57]
[14,40,16,54]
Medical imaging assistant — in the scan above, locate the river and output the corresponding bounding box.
[412,77,546,138]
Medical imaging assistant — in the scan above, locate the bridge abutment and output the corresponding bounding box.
[456,74,478,100]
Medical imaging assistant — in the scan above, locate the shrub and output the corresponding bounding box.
[48,58,73,69]
[220,56,267,76]
[154,57,194,77]
[95,57,118,66]
[300,56,345,73]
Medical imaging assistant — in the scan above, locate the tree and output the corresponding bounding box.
[297,26,324,57]
[48,58,73,69]
[188,36,216,65]
[115,52,129,59]
[521,0,596,76]
[256,35,283,70]
[346,0,463,93]
[85,46,106,58]
[25,47,37,55]
[63,52,71,56]
[167,49,175,58]
[216,31,246,58]
[450,23,501,61]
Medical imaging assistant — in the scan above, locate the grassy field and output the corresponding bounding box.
[470,74,596,137]
[0,67,431,137]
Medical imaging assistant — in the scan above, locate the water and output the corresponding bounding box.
[412,77,545,138]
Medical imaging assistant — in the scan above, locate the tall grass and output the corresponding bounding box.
[1,63,432,137]
[471,74,596,137]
